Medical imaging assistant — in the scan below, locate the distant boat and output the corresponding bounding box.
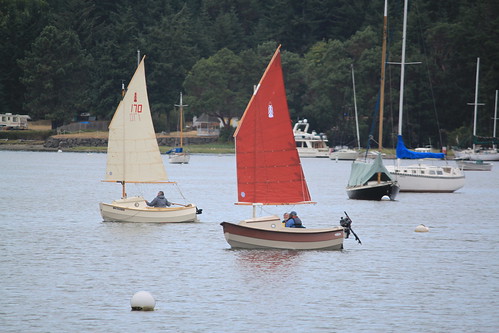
[99,57,199,223]
[454,60,499,161]
[329,146,359,160]
[385,0,465,193]
[346,1,399,201]
[331,63,361,162]
[220,46,349,250]
[167,92,190,164]
[293,119,330,158]
[455,159,492,171]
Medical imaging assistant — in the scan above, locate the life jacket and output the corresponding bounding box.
[293,216,305,228]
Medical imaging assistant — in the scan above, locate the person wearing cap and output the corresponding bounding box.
[285,211,305,228]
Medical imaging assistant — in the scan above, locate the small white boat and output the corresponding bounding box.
[293,119,330,158]
[455,159,493,171]
[99,57,199,223]
[330,146,359,160]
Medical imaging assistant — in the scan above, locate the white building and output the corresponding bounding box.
[0,113,31,130]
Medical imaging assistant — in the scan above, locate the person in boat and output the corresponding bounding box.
[285,211,305,228]
[282,212,289,226]
[146,191,171,208]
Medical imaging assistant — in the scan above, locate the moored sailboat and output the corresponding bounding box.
[167,92,190,164]
[99,57,199,222]
[385,0,465,192]
[453,59,499,161]
[220,46,351,250]
[346,1,399,201]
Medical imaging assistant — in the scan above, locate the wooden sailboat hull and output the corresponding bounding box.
[346,181,399,200]
[99,196,197,223]
[220,216,344,250]
[386,165,465,192]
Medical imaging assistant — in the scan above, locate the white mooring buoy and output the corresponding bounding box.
[130,291,156,311]
[414,224,429,232]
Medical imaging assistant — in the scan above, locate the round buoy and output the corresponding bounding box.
[414,224,429,232]
[130,291,155,311]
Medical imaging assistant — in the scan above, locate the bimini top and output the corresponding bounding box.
[396,135,444,159]
[347,153,393,187]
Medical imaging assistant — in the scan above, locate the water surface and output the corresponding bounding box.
[1,151,498,332]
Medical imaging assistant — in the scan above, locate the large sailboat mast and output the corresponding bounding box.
[379,0,388,151]
[377,0,388,182]
[397,0,408,137]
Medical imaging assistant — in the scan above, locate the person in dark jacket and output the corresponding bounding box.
[285,211,305,228]
[146,191,171,207]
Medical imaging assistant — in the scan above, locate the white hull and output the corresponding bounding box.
[454,149,499,161]
[99,196,197,223]
[456,160,493,171]
[293,120,329,158]
[169,153,190,164]
[330,149,359,160]
[386,164,465,192]
[296,147,329,158]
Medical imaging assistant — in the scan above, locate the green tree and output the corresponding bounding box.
[0,0,49,114]
[183,48,249,130]
[18,25,93,127]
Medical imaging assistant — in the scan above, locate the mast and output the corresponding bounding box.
[121,80,127,198]
[397,0,408,137]
[351,64,361,150]
[494,90,498,149]
[379,0,388,150]
[467,58,484,152]
[377,0,388,182]
[175,92,188,148]
[472,58,480,152]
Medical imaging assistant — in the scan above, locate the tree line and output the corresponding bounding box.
[1,0,498,148]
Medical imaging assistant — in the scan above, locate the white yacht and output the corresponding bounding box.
[293,119,329,158]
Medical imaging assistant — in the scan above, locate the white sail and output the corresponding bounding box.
[105,57,167,182]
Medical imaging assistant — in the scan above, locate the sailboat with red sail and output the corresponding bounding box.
[220,46,346,250]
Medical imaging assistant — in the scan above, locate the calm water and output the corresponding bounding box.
[1,151,498,332]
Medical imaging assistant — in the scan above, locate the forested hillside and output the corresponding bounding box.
[1,0,498,148]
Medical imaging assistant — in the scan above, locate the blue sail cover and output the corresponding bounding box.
[396,135,444,159]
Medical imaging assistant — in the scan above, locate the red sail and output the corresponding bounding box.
[234,46,312,205]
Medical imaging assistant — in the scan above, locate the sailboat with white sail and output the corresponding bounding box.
[168,92,190,164]
[346,1,399,201]
[220,46,352,250]
[454,58,499,162]
[99,56,199,222]
[385,0,465,193]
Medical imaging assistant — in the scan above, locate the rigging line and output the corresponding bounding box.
[174,182,188,201]
[414,0,444,150]
[365,92,381,160]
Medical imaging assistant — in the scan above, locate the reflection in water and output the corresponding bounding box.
[233,249,301,273]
